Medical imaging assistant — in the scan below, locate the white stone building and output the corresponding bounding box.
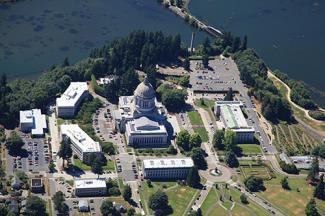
[74,179,107,197]
[60,124,101,164]
[19,109,47,136]
[56,82,88,117]
[113,78,168,148]
[214,101,255,143]
[142,157,194,179]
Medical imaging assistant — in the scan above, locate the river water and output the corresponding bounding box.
[0,0,206,80]
[189,0,325,107]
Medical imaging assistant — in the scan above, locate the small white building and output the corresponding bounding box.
[142,157,194,180]
[74,179,107,197]
[56,82,88,117]
[19,109,47,136]
[215,101,255,143]
[60,124,101,164]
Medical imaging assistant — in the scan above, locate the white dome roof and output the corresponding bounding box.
[134,78,155,99]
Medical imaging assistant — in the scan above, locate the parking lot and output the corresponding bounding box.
[190,58,242,93]
[7,135,51,175]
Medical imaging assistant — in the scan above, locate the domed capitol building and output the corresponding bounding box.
[113,78,169,148]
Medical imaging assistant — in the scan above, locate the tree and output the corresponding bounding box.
[127,208,136,216]
[101,199,117,216]
[176,130,191,151]
[166,145,177,155]
[58,136,72,168]
[52,191,67,214]
[161,89,187,112]
[0,205,8,216]
[202,54,209,68]
[183,57,190,71]
[240,35,247,50]
[146,66,157,89]
[307,158,319,182]
[123,184,132,201]
[240,193,248,204]
[314,175,325,200]
[5,131,24,154]
[305,199,320,216]
[179,75,190,87]
[281,177,290,190]
[186,166,201,188]
[225,150,239,168]
[224,87,234,101]
[189,133,202,149]
[213,129,224,150]
[102,142,116,155]
[149,190,169,212]
[91,157,103,178]
[191,147,207,170]
[62,57,70,67]
[244,176,265,192]
[48,161,56,173]
[223,129,236,152]
[25,196,47,216]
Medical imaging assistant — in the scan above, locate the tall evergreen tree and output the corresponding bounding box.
[183,57,190,71]
[305,199,320,216]
[314,175,325,200]
[123,184,132,201]
[58,136,73,168]
[186,166,201,188]
[307,158,319,182]
[91,157,103,178]
[213,129,225,150]
[224,87,234,101]
[202,54,209,68]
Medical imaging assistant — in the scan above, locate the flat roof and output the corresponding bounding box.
[126,118,167,134]
[61,124,101,153]
[75,179,106,189]
[56,82,88,107]
[31,178,43,187]
[143,157,194,169]
[20,109,47,135]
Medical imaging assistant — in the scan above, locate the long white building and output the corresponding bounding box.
[215,101,255,143]
[19,109,47,136]
[60,124,101,164]
[56,82,88,117]
[142,157,194,179]
[74,179,107,197]
[113,78,168,148]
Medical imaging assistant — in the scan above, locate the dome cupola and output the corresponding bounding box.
[134,77,156,113]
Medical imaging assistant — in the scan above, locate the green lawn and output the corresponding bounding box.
[193,127,209,142]
[238,144,262,155]
[73,158,115,171]
[194,99,215,110]
[258,175,325,216]
[187,111,204,125]
[140,181,198,216]
[201,185,270,216]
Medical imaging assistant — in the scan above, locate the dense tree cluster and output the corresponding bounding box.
[5,131,24,154]
[186,166,201,188]
[52,191,67,214]
[279,161,299,174]
[156,84,187,112]
[25,196,47,216]
[305,198,320,216]
[148,190,172,215]
[244,176,265,192]
[312,144,325,159]
[273,70,317,110]
[175,130,202,151]
[309,110,325,121]
[234,49,292,122]
[307,158,320,183]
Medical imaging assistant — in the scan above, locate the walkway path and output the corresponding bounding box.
[268,71,325,139]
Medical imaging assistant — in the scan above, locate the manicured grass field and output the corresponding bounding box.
[73,158,115,171]
[238,144,262,155]
[193,127,209,142]
[187,111,204,125]
[194,99,215,109]
[140,181,198,216]
[201,184,270,216]
[241,166,271,180]
[258,175,325,216]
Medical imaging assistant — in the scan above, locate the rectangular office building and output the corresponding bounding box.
[142,157,194,180]
[56,82,88,117]
[215,101,255,143]
[60,124,101,164]
[75,179,107,197]
[20,109,47,136]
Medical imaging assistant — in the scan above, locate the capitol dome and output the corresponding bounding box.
[134,78,156,113]
[134,78,155,99]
